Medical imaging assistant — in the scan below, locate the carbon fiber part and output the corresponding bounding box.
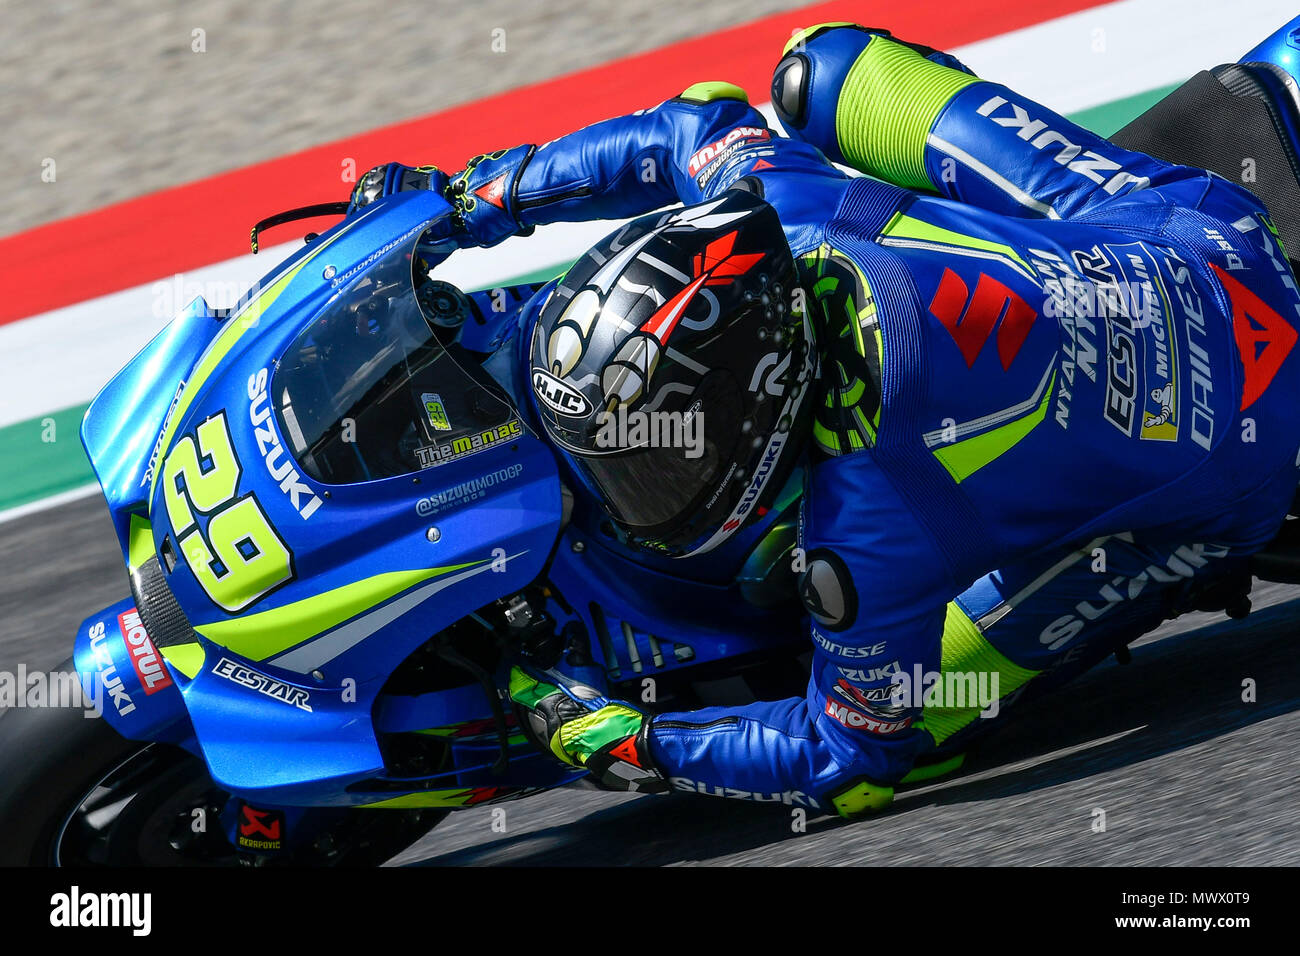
[129,555,198,649]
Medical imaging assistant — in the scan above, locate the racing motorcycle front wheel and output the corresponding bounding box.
[0,661,446,866]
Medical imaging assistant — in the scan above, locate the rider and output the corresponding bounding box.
[350,24,1300,816]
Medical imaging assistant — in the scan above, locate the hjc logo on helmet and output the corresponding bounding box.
[532,369,593,416]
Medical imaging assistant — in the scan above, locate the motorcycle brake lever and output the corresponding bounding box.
[536,666,612,712]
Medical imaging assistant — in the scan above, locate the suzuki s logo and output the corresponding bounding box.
[532,369,592,416]
[928,267,1037,370]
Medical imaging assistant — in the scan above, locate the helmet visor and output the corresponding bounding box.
[578,372,742,532]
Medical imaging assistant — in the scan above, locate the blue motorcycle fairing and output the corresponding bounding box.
[75,191,567,805]
[179,646,383,804]
[1241,17,1300,87]
[73,598,195,748]
[171,468,562,804]
[139,190,560,669]
[80,295,223,561]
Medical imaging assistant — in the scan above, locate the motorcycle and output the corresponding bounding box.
[4,16,1300,866]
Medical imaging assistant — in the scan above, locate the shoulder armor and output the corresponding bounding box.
[677,81,749,104]
[783,21,872,56]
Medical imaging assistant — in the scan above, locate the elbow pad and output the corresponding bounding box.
[771,24,977,182]
[771,24,882,158]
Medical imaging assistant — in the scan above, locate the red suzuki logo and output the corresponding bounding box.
[928,267,1038,370]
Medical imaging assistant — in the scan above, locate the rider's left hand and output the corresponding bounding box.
[508,666,669,793]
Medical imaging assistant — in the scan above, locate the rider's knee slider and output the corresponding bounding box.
[826,775,896,818]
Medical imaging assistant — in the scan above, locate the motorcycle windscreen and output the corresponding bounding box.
[272,231,522,484]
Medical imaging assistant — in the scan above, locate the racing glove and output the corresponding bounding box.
[348,162,450,213]
[508,667,668,793]
[348,148,535,249]
[446,145,536,247]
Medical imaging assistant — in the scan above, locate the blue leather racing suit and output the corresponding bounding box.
[469,24,1300,814]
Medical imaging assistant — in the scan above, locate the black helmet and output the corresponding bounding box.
[529,191,815,557]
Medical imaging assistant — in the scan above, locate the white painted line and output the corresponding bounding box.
[955,0,1297,115]
[0,483,101,526]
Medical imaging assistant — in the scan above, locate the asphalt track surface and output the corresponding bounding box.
[1,495,1298,865]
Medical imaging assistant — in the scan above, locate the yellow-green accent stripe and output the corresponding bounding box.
[836,37,979,190]
[882,212,1034,274]
[194,560,482,661]
[922,603,1038,745]
[127,514,154,571]
[360,790,484,809]
[161,642,205,679]
[871,326,884,430]
[932,370,1055,483]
